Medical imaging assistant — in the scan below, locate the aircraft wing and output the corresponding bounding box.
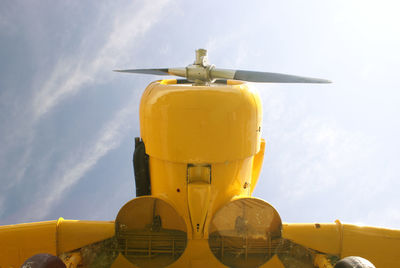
[282,220,400,268]
[1,218,400,267]
[0,218,118,267]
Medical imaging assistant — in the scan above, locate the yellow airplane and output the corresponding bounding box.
[1,49,399,268]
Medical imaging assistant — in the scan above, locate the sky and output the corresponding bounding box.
[1,0,400,229]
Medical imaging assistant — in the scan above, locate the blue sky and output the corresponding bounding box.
[1,0,400,228]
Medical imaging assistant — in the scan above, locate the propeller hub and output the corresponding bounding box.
[186,64,215,85]
[186,49,214,85]
[194,48,209,67]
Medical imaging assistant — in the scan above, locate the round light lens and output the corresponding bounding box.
[208,198,282,268]
[116,197,187,268]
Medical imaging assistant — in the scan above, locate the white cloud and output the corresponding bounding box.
[0,115,35,191]
[27,95,137,220]
[204,32,251,68]
[1,0,170,190]
[33,0,170,120]
[1,0,171,222]
[366,207,400,229]
[276,118,373,199]
[254,84,376,204]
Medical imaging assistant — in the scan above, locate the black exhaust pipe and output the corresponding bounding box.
[133,137,151,196]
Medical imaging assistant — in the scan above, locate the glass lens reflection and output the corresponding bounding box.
[116,197,187,268]
[209,198,282,268]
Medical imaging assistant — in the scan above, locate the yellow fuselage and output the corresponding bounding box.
[140,79,263,228]
[122,80,268,267]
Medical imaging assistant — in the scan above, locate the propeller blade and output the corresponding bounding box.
[113,68,170,75]
[210,68,330,83]
[233,70,331,83]
[113,68,187,78]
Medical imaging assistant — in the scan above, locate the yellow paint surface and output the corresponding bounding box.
[0,219,114,267]
[283,221,400,267]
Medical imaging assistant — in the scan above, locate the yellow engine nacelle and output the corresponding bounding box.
[114,80,282,267]
[139,80,264,237]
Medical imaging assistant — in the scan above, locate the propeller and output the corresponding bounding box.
[114,49,331,85]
